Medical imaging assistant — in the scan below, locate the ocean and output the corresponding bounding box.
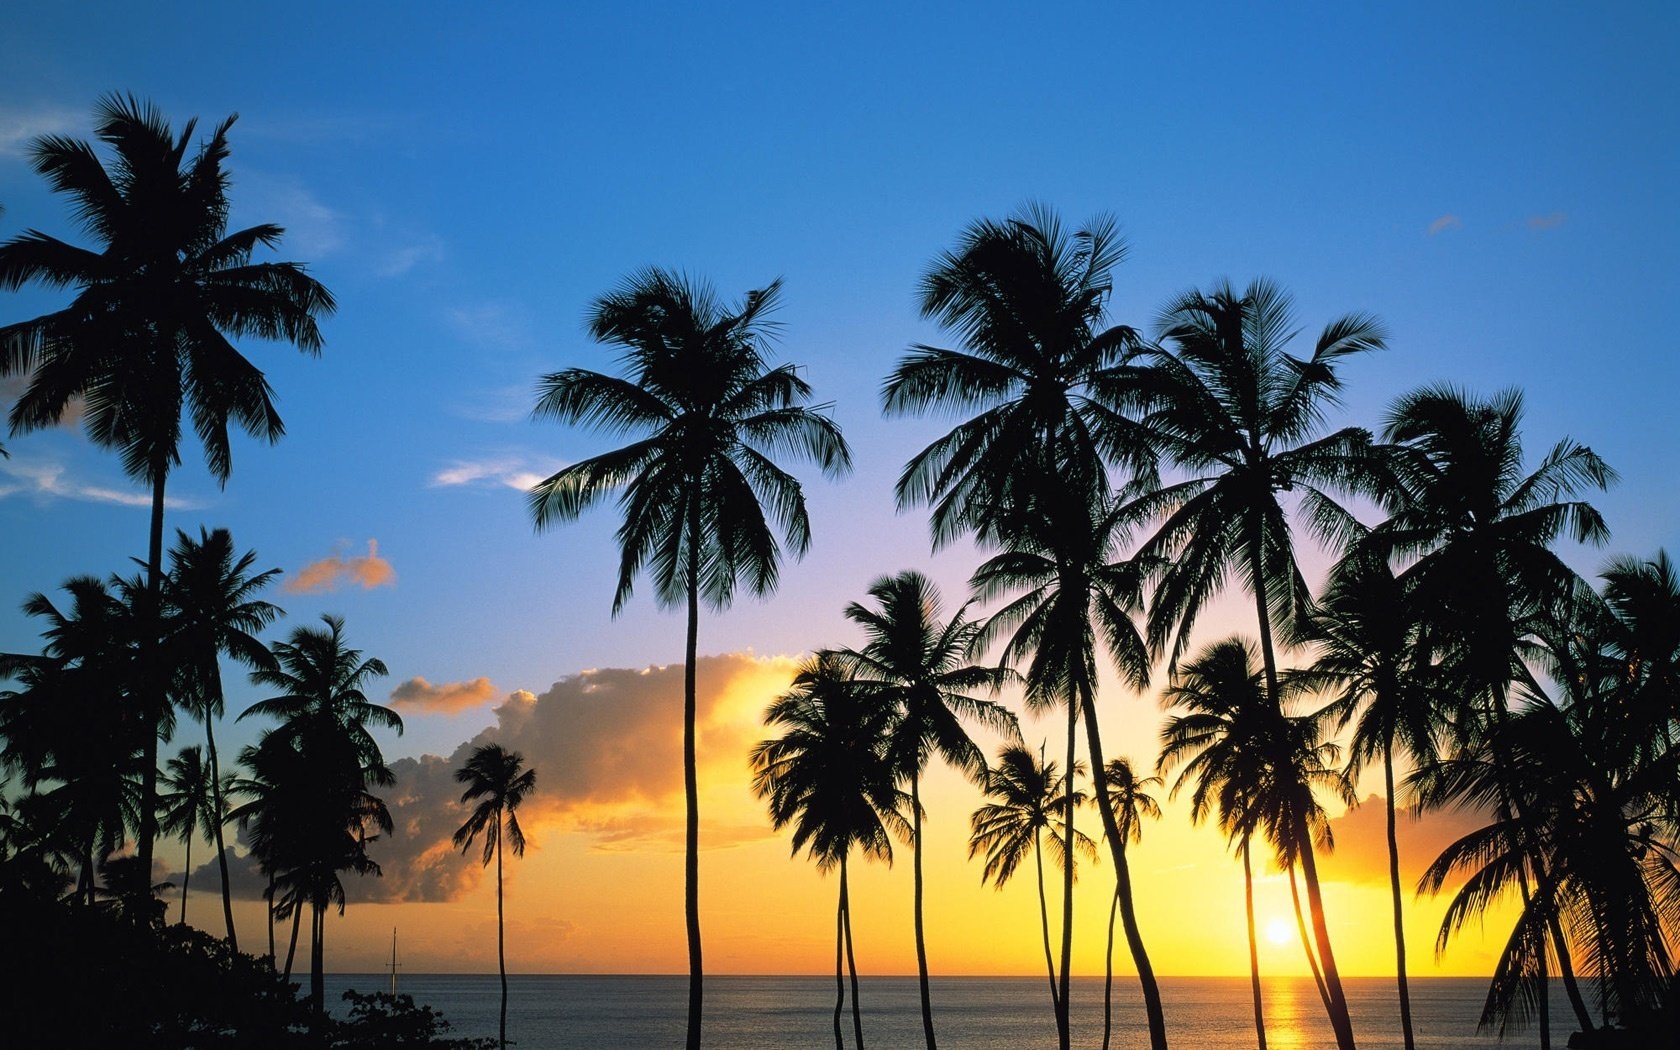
[321,974,1592,1048]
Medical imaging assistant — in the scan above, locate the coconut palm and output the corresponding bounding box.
[530,269,850,1050]
[158,744,217,925]
[1100,758,1160,1050]
[883,204,1164,1050]
[967,744,1094,1021]
[453,743,538,1050]
[239,615,398,1011]
[165,525,281,949]
[839,570,1017,1050]
[0,95,335,882]
[752,652,908,1050]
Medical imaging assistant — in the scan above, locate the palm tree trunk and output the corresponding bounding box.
[843,857,865,1050]
[1296,829,1356,1050]
[1034,829,1061,1017]
[283,903,301,980]
[266,877,276,966]
[497,828,508,1050]
[683,523,704,1050]
[1383,742,1416,1050]
[1288,863,1330,1013]
[180,833,192,925]
[311,901,325,1013]
[1244,837,1268,1050]
[833,860,846,1050]
[206,664,238,950]
[136,468,167,902]
[1057,696,1076,1050]
[1103,886,1118,1050]
[1079,683,1168,1050]
[911,767,936,1050]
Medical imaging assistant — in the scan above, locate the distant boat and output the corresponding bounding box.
[388,927,401,995]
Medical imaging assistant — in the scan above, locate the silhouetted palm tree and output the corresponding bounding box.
[883,204,1164,1050]
[165,525,281,949]
[530,269,851,1050]
[158,744,217,925]
[0,95,334,882]
[840,571,1016,1050]
[753,652,908,1050]
[454,744,537,1050]
[967,744,1093,1021]
[1100,758,1160,1050]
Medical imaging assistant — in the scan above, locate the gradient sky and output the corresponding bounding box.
[1,2,1676,977]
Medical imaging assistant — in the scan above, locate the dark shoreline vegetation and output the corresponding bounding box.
[1,97,1676,1050]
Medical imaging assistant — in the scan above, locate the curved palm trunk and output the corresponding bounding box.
[1296,830,1356,1050]
[683,529,704,1050]
[311,900,325,1013]
[833,859,846,1050]
[283,903,301,980]
[1057,699,1076,1050]
[1103,886,1118,1050]
[179,832,192,925]
[136,470,167,902]
[843,857,865,1050]
[497,828,508,1050]
[911,767,937,1050]
[1034,830,1061,1017]
[1243,837,1268,1050]
[206,664,238,950]
[1288,863,1330,1013]
[266,876,276,966]
[1383,742,1416,1050]
[1079,681,1168,1050]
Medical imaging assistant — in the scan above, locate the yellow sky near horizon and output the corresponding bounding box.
[174,651,1517,980]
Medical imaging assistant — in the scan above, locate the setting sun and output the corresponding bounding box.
[1265,919,1293,947]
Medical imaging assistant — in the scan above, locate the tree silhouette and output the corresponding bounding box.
[1099,758,1160,1050]
[158,744,217,926]
[530,268,850,1050]
[453,744,537,1050]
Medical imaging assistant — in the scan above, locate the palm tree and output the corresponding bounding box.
[1301,549,1441,1050]
[1377,385,1614,1039]
[453,744,538,1050]
[882,204,1165,1050]
[839,570,1017,1050]
[529,268,851,1050]
[0,95,335,883]
[158,744,217,925]
[1100,758,1160,1050]
[967,744,1093,1022]
[752,652,908,1050]
[165,525,281,949]
[240,614,399,1012]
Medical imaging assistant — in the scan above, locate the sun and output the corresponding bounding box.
[1265,918,1293,946]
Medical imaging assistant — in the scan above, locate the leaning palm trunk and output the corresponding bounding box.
[207,664,238,950]
[1079,680,1168,1050]
[284,903,301,980]
[1383,742,1416,1050]
[136,471,167,897]
[911,768,936,1050]
[311,901,325,1013]
[842,858,865,1050]
[1295,826,1356,1050]
[497,830,508,1050]
[1103,886,1118,1050]
[1035,830,1061,1017]
[179,828,192,925]
[1243,837,1268,1050]
[683,531,704,1050]
[833,863,845,1050]
[1056,697,1076,1050]
[1288,863,1330,1013]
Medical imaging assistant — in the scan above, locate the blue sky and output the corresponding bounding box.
[2,0,1677,765]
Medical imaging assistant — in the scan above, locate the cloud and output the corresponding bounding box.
[178,846,270,901]
[430,454,563,492]
[1427,214,1462,236]
[0,457,198,509]
[390,676,499,715]
[0,103,83,158]
[446,301,535,354]
[283,539,396,594]
[372,234,445,278]
[1319,793,1489,888]
[237,175,347,259]
[352,653,798,903]
[1526,211,1567,231]
[1,373,87,430]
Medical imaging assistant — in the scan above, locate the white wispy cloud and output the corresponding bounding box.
[0,103,83,158]
[372,234,446,278]
[446,300,536,353]
[0,457,199,509]
[450,384,534,424]
[1427,214,1462,236]
[430,454,563,491]
[235,174,347,259]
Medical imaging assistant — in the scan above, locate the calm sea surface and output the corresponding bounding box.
[322,973,1591,1049]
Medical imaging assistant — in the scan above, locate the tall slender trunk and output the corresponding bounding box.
[1079,679,1168,1050]
[136,469,167,903]
[179,832,192,925]
[1383,742,1416,1050]
[911,768,936,1050]
[283,903,301,980]
[1034,830,1061,1017]
[1103,886,1118,1050]
[683,520,704,1050]
[266,876,276,966]
[311,901,325,1013]
[1244,837,1268,1050]
[206,664,237,950]
[833,860,846,1050]
[497,828,508,1050]
[1288,863,1330,1013]
[1057,693,1076,1050]
[1296,830,1357,1050]
[843,857,865,1050]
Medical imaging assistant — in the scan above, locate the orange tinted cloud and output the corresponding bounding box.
[1320,793,1489,887]
[284,539,395,594]
[1527,211,1566,231]
[390,676,498,714]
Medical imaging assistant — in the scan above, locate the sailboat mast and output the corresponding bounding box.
[389,927,399,994]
